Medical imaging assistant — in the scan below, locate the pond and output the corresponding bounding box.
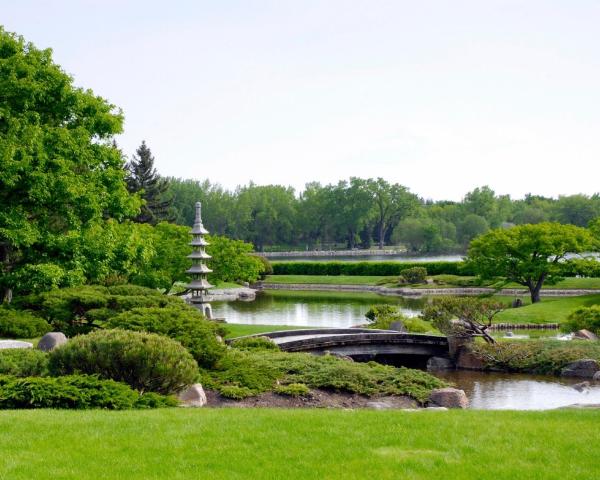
[437,370,600,410]
[212,291,426,328]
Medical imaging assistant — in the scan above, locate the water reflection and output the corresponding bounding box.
[212,291,426,328]
[436,370,600,410]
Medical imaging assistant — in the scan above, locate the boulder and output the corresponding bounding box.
[572,381,590,392]
[593,371,600,382]
[429,388,469,409]
[37,332,68,352]
[177,384,207,407]
[573,329,599,341]
[426,356,454,371]
[0,340,32,350]
[388,320,406,332]
[561,359,600,379]
[456,350,486,370]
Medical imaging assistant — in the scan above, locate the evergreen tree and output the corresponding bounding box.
[126,141,172,224]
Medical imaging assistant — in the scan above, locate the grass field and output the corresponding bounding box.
[0,408,598,480]
[223,323,308,338]
[495,294,600,324]
[264,275,600,290]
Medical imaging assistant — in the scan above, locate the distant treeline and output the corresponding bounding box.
[165,177,600,253]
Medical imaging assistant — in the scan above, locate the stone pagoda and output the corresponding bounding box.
[186,201,213,319]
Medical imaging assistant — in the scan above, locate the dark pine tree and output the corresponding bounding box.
[126,141,173,224]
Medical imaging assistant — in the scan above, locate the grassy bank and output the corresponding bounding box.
[224,323,307,338]
[495,294,600,324]
[0,409,598,480]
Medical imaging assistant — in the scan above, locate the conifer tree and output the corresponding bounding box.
[126,141,173,224]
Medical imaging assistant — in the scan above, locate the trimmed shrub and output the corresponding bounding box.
[0,374,177,410]
[230,336,280,352]
[48,329,199,395]
[562,306,600,335]
[0,308,52,338]
[275,383,310,397]
[271,261,471,276]
[399,267,427,284]
[0,349,48,377]
[106,306,225,368]
[106,285,164,297]
[403,317,435,333]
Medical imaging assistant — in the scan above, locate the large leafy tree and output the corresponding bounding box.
[126,141,172,224]
[466,223,594,303]
[0,28,139,301]
[366,178,419,249]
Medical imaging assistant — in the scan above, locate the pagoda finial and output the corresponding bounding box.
[194,201,202,227]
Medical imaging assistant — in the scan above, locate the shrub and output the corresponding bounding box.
[253,255,274,278]
[219,385,254,399]
[0,349,48,376]
[106,306,225,368]
[403,317,435,333]
[275,383,310,397]
[230,336,280,352]
[0,374,177,410]
[0,308,52,338]
[106,285,164,297]
[48,329,199,395]
[562,306,600,335]
[399,267,427,284]
[271,261,471,276]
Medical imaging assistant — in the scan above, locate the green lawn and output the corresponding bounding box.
[0,409,598,479]
[264,274,389,285]
[223,323,307,338]
[495,294,600,324]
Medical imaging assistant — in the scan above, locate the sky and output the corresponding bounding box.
[3,0,600,201]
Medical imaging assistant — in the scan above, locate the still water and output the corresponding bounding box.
[438,370,600,410]
[212,291,426,328]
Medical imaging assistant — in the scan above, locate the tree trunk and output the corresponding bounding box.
[1,287,12,304]
[378,222,385,249]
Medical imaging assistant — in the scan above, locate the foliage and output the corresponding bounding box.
[206,235,265,283]
[0,307,51,338]
[420,296,506,343]
[399,266,427,284]
[562,306,600,335]
[48,329,199,394]
[0,374,177,409]
[466,223,594,303]
[126,141,172,224]
[272,261,472,276]
[470,340,600,375]
[402,317,435,333]
[253,255,273,278]
[229,336,280,351]
[200,349,447,403]
[16,285,185,336]
[0,28,139,301]
[106,306,225,367]
[275,383,310,396]
[0,349,48,376]
[364,304,434,332]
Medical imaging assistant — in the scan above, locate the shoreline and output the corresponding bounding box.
[258,282,600,297]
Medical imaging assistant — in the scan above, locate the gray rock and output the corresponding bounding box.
[389,321,406,332]
[366,401,393,410]
[427,356,454,371]
[573,329,599,341]
[561,359,600,378]
[429,388,469,409]
[177,384,207,407]
[593,371,600,382]
[0,340,33,349]
[37,332,68,352]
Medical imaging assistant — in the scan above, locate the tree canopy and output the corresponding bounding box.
[0,28,139,300]
[466,223,594,303]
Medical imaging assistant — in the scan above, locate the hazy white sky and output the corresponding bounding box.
[3,1,600,200]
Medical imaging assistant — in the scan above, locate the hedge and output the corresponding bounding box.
[271,261,473,276]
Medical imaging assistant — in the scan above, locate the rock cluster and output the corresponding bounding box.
[561,359,600,379]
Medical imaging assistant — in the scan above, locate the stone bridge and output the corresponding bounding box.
[229,328,449,367]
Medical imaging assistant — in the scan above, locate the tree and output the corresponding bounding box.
[126,141,172,224]
[205,235,265,284]
[466,223,594,303]
[458,214,489,246]
[0,28,139,301]
[329,179,374,249]
[421,296,505,344]
[367,178,418,249]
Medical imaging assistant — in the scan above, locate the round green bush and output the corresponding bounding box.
[275,383,310,397]
[0,374,177,410]
[106,306,225,368]
[0,349,48,377]
[399,266,428,284]
[563,305,600,335]
[48,329,199,395]
[0,308,51,338]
